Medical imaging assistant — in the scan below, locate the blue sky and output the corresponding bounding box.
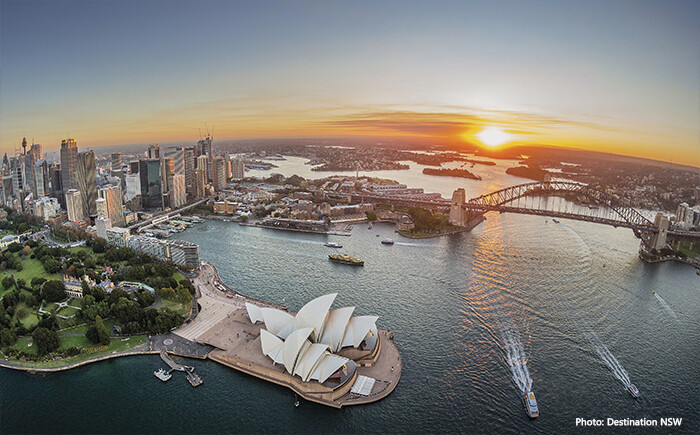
[1,0,698,164]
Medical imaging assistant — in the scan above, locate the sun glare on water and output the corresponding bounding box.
[477,127,511,147]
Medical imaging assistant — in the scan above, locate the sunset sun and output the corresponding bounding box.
[477,127,511,147]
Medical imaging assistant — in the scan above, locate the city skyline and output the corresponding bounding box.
[1,0,699,166]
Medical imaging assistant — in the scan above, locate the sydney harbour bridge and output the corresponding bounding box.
[350,180,699,250]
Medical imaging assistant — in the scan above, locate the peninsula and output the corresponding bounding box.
[422,167,482,180]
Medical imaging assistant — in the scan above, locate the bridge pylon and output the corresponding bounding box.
[648,212,669,250]
[449,188,468,226]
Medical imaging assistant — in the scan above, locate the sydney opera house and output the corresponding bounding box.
[198,291,401,408]
[245,293,379,386]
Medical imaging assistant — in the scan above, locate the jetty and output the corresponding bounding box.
[160,350,203,387]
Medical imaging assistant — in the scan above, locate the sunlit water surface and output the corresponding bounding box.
[1,160,698,433]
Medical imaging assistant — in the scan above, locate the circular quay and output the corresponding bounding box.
[0,1,698,434]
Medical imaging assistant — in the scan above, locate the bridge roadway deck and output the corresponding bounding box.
[171,262,401,408]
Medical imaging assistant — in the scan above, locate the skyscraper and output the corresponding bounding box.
[196,155,208,183]
[60,138,78,193]
[65,189,85,222]
[194,169,206,199]
[111,152,122,172]
[99,184,125,226]
[197,135,213,181]
[184,147,195,198]
[139,159,162,209]
[76,151,98,216]
[169,173,186,208]
[161,157,174,193]
[212,156,226,192]
[96,197,109,219]
[147,144,160,159]
[32,160,49,197]
[231,156,245,180]
[49,163,63,207]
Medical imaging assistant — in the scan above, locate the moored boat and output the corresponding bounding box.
[328,254,364,266]
[154,368,172,382]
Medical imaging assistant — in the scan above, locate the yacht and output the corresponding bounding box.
[523,391,539,418]
[381,238,394,245]
[324,242,343,248]
[628,384,640,398]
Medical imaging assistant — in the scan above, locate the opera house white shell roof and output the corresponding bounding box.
[246,293,379,384]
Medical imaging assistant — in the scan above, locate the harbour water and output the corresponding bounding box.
[1,161,698,433]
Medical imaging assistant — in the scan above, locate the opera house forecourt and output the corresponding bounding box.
[180,265,402,408]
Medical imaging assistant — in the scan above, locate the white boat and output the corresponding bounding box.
[324,242,343,248]
[628,384,640,398]
[154,368,172,382]
[523,391,539,418]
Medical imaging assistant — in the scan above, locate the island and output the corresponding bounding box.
[422,167,482,180]
[505,165,551,181]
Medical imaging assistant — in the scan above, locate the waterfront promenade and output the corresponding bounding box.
[1,260,402,408]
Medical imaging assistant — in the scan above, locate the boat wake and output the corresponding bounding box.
[580,323,632,389]
[653,292,678,320]
[497,317,533,394]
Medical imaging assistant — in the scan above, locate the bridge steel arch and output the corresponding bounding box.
[464,181,655,231]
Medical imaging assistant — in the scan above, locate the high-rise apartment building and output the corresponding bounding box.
[231,156,245,180]
[77,151,98,216]
[65,189,85,222]
[212,156,226,191]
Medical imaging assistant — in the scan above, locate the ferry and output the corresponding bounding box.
[324,242,343,248]
[154,368,172,382]
[628,384,640,398]
[328,254,364,266]
[381,238,394,245]
[523,391,539,418]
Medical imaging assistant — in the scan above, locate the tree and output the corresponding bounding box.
[86,315,110,345]
[32,327,59,355]
[41,280,67,302]
[6,242,22,253]
[2,276,14,290]
[366,211,377,221]
[0,328,17,347]
[95,315,110,345]
[42,258,60,274]
[20,245,31,257]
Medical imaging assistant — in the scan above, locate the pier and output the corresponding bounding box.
[159,350,203,387]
